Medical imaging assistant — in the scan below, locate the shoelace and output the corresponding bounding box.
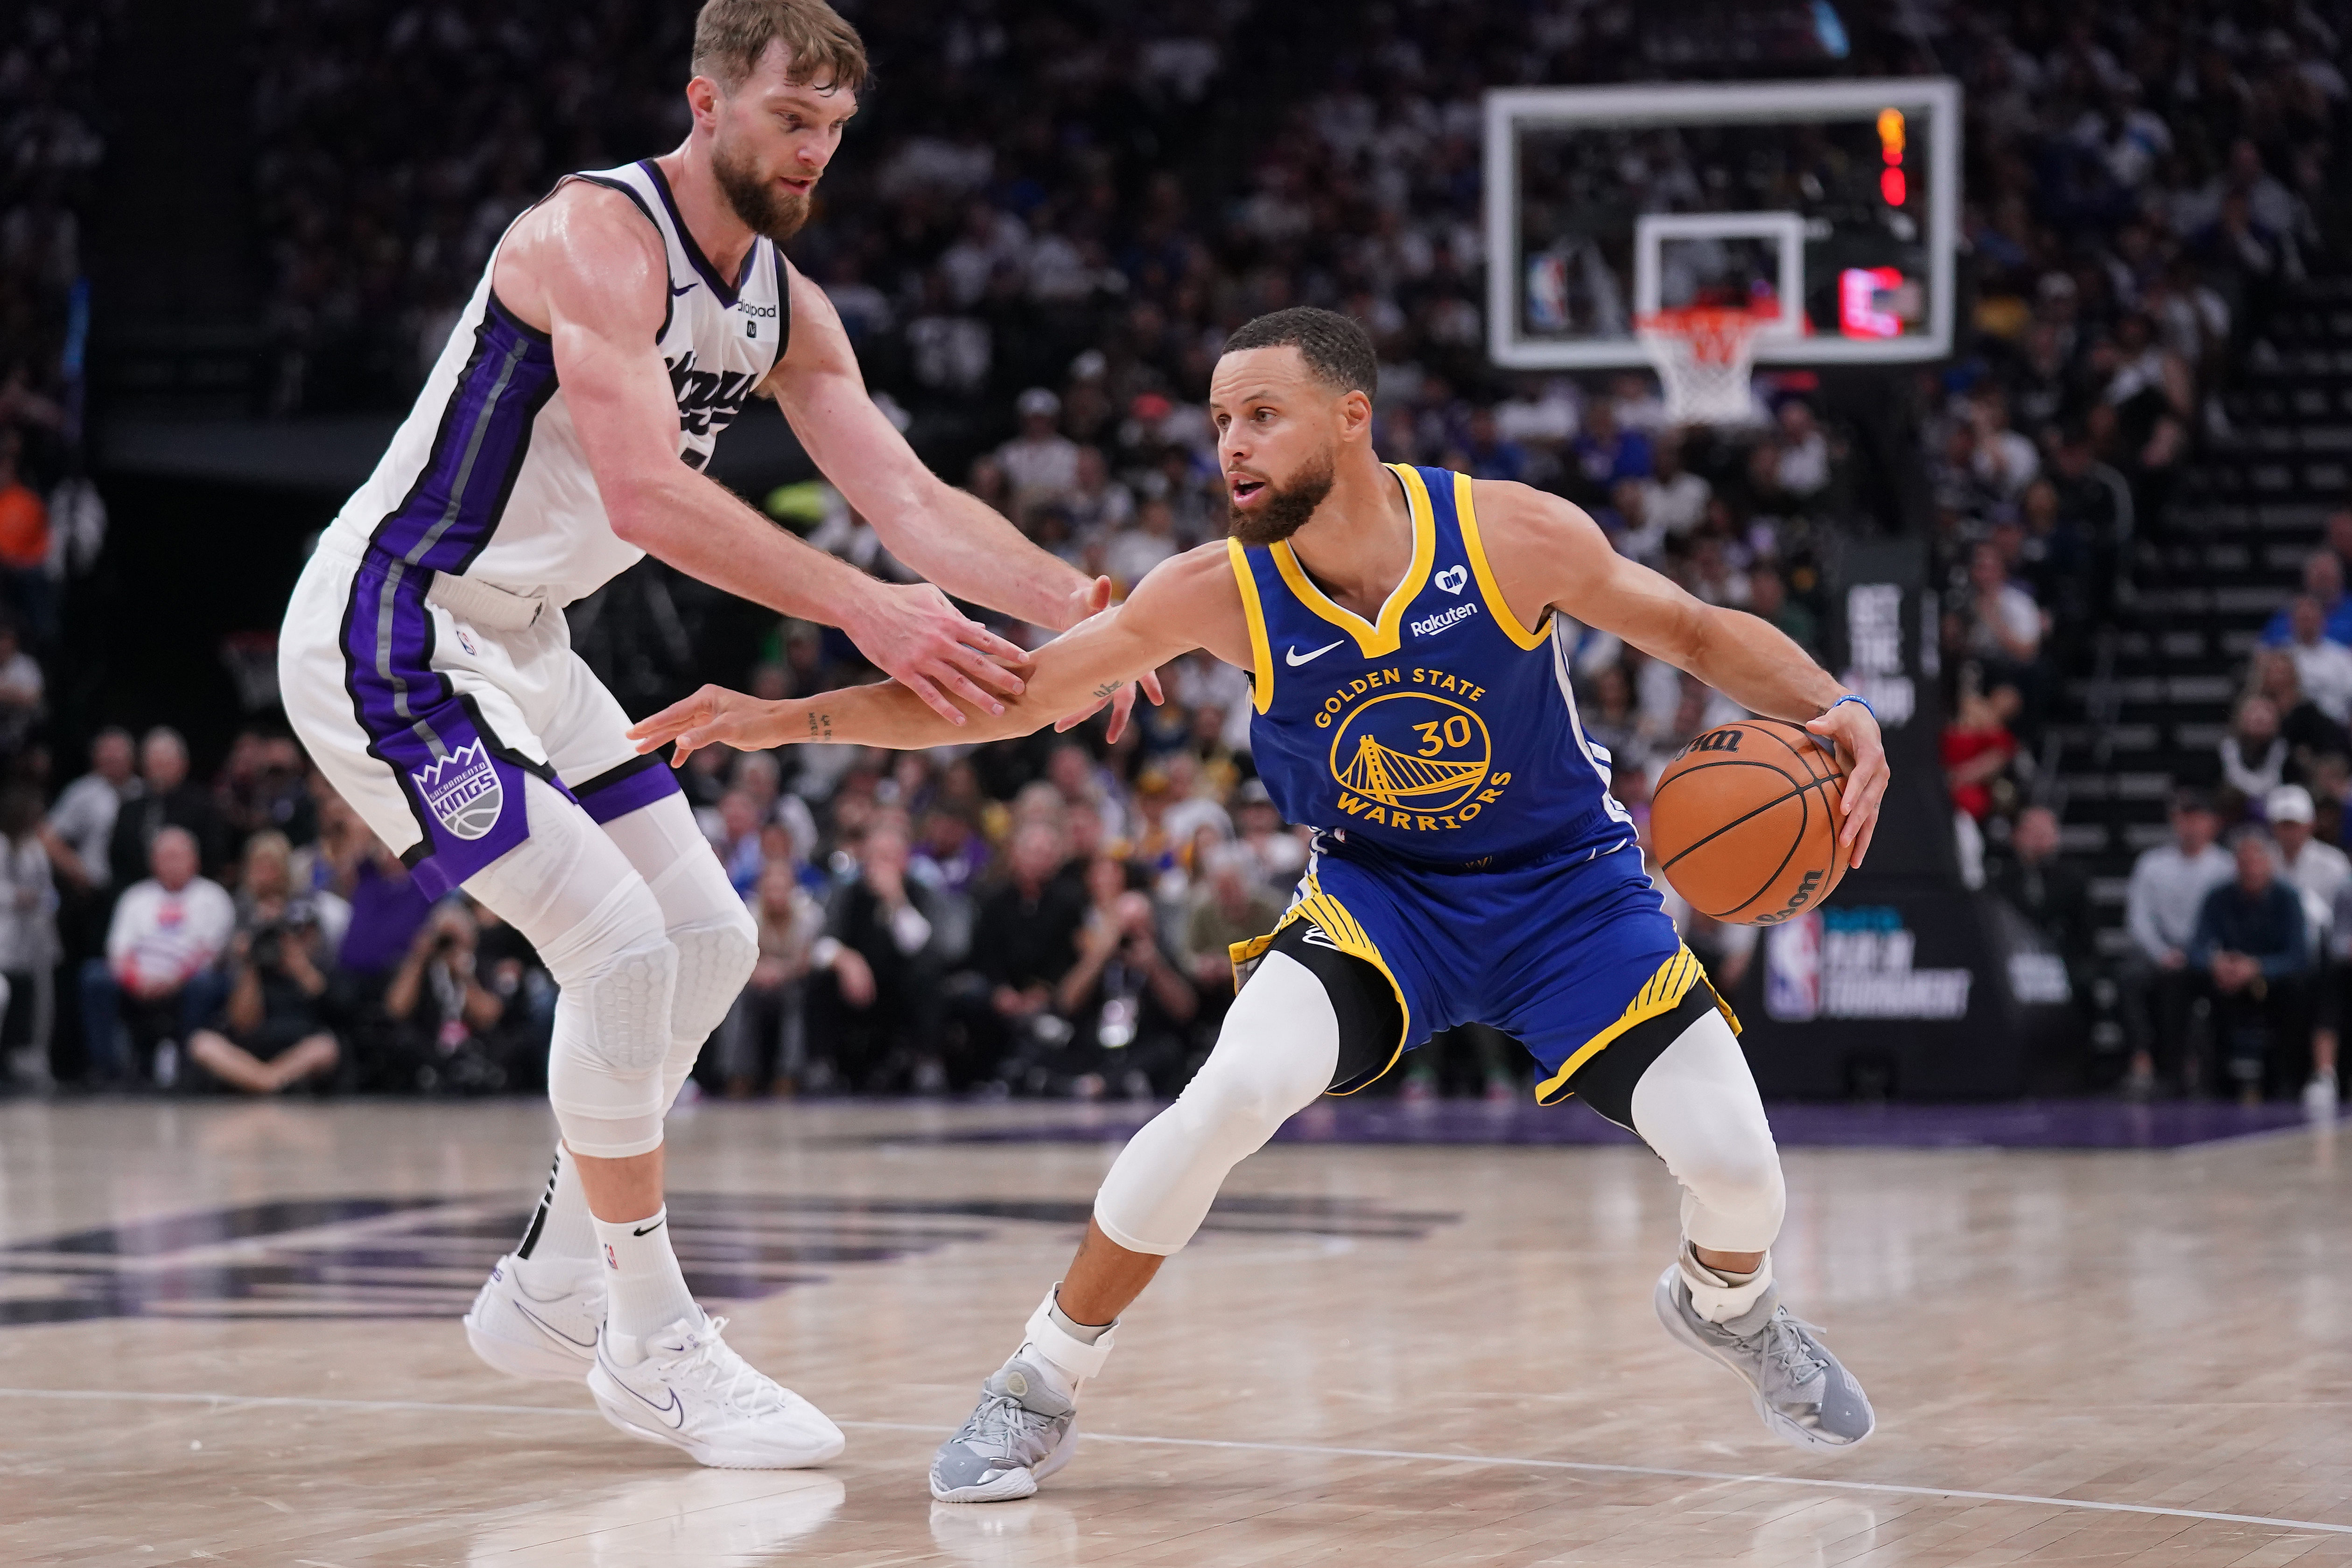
[660,1316,792,1417]
[1744,1311,1831,1395]
[959,1390,1060,1463]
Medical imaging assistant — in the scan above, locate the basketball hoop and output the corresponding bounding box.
[1635,307,1780,428]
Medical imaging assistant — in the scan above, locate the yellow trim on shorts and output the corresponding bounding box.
[1532,943,1741,1107]
[1227,866,1413,1096]
[1268,463,1436,659]
[1226,537,1277,714]
[1453,470,1554,651]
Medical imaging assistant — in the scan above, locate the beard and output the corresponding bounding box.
[1226,450,1335,546]
[712,135,813,246]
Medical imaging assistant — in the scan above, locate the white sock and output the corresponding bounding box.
[1680,1242,1775,1324]
[513,1145,600,1291]
[592,1207,699,1352]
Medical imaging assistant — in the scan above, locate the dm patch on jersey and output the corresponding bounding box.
[412,742,505,840]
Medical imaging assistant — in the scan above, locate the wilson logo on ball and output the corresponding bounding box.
[1680,728,1744,756]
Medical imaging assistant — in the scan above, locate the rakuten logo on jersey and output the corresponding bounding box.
[1411,602,1480,639]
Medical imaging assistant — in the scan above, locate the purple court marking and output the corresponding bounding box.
[921,1097,2342,1150]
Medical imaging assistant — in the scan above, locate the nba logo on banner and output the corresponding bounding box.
[411,742,504,840]
[1763,912,1823,1021]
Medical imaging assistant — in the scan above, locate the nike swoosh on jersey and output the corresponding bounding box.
[1286,639,1347,667]
[670,281,695,296]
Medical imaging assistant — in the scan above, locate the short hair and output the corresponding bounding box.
[692,0,867,93]
[1221,307,1378,397]
[2171,787,2215,816]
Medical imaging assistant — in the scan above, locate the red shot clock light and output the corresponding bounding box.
[1877,106,1906,205]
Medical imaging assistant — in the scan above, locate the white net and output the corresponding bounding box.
[1635,309,1778,427]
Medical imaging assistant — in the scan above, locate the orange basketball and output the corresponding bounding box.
[1649,718,1850,926]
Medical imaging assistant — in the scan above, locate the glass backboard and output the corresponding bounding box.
[1485,78,1960,370]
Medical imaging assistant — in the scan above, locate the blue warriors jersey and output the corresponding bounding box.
[1229,464,1636,872]
[1222,464,1729,1106]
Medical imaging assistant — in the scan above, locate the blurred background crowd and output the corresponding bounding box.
[4,0,2349,1103]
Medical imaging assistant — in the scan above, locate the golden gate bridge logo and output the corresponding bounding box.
[1328,693,1492,813]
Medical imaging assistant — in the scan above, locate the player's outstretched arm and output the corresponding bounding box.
[629,545,1244,765]
[767,269,1165,741]
[494,185,1025,726]
[770,267,1096,632]
[1470,479,1889,867]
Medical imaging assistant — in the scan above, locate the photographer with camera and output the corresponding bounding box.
[379,901,520,1093]
[1043,856,1198,1099]
[185,857,340,1095]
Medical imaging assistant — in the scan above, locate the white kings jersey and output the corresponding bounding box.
[324,160,788,606]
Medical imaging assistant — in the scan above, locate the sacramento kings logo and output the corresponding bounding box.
[411,742,504,840]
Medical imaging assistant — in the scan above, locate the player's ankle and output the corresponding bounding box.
[1023,1286,1116,1385]
[1679,1241,1775,1324]
[592,1207,698,1342]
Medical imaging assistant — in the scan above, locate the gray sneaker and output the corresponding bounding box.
[1653,1266,1875,1449]
[929,1353,1081,1503]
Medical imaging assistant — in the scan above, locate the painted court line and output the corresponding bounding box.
[2,1386,2345,1538]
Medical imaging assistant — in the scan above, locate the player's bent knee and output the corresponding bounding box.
[665,906,758,1049]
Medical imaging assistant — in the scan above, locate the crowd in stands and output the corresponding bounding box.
[5,3,2345,1102]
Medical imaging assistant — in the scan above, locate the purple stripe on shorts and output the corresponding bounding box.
[574,753,684,824]
[341,302,559,900]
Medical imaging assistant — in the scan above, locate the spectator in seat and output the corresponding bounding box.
[967,823,1087,1087]
[2280,594,2352,724]
[1104,497,1180,592]
[1746,567,1818,657]
[83,828,233,1087]
[1229,778,1306,890]
[2260,551,2352,647]
[1953,541,2043,686]
[1049,858,1197,1100]
[2219,695,2289,809]
[1988,804,2098,1008]
[2253,650,2352,778]
[1569,397,1652,495]
[0,431,51,642]
[2271,785,2349,1110]
[2191,829,2314,1103]
[2325,506,2352,589]
[379,902,528,1094]
[818,823,953,1091]
[1634,435,1710,539]
[1943,683,2022,824]
[2121,790,2234,1098]
[0,619,42,760]
[107,727,226,889]
[719,859,872,1097]
[995,387,1081,502]
[0,784,57,1084]
[1182,844,1285,998]
[186,867,339,1097]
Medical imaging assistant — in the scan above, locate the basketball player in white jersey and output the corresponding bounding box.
[278,0,1138,1468]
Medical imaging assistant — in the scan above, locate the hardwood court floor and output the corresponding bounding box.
[0,1097,2347,1567]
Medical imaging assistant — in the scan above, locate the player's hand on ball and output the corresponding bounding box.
[850,580,1029,725]
[630,684,783,768]
[1806,698,1889,869]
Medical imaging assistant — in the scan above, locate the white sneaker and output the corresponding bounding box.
[588,1310,846,1469]
[2304,1073,2339,1118]
[462,1253,603,1381]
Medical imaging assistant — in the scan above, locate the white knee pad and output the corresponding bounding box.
[598,792,759,1089]
[466,777,679,1159]
[1095,950,1339,1255]
[1629,1009,1787,1255]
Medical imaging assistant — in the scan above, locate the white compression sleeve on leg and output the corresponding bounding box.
[465,776,677,1160]
[1093,949,1340,1256]
[1629,1007,1786,1320]
[597,792,758,1112]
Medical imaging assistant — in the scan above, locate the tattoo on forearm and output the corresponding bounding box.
[806,711,834,741]
[1089,680,1121,700]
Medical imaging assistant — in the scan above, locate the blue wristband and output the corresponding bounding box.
[1827,694,1875,722]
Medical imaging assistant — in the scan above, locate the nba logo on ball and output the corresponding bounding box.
[411,743,504,841]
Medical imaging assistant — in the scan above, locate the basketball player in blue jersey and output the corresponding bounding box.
[276,0,1151,1470]
[631,308,1893,1498]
